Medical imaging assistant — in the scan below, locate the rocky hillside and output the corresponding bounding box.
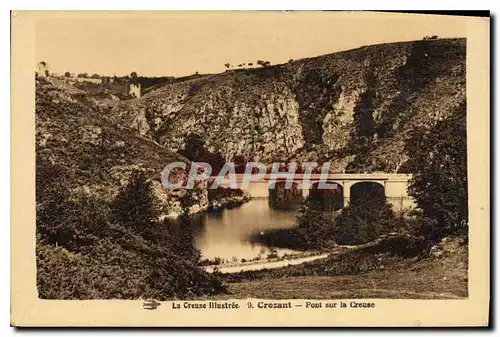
[35,77,232,299]
[112,38,465,172]
[35,77,205,217]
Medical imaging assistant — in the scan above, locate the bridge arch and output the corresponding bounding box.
[308,181,344,211]
[349,181,386,207]
[268,181,303,210]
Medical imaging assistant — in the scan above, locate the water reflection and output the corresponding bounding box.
[167,198,300,261]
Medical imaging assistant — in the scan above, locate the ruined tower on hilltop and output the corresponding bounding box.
[129,83,141,98]
[36,61,49,77]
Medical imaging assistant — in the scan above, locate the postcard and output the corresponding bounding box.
[11,11,490,327]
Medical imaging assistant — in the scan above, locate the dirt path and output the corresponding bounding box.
[203,253,330,274]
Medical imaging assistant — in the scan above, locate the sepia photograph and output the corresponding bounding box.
[11,10,490,327]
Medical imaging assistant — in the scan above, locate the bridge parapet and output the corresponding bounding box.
[231,173,412,181]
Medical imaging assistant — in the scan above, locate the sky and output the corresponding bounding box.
[36,12,467,77]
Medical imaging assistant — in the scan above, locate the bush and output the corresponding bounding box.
[334,184,396,245]
[112,171,164,240]
[295,198,337,249]
[36,241,148,299]
[36,157,111,252]
[251,196,338,250]
[257,186,405,250]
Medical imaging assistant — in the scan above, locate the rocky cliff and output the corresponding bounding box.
[112,38,466,173]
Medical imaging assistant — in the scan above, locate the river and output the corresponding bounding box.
[178,198,301,261]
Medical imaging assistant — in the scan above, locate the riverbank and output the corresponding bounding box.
[201,233,421,273]
[202,250,329,273]
[208,191,251,212]
[162,188,252,219]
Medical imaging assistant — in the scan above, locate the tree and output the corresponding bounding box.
[35,157,111,252]
[405,103,468,240]
[77,73,88,78]
[182,133,206,160]
[175,190,202,262]
[64,71,71,77]
[91,73,101,79]
[257,60,271,67]
[112,171,163,240]
[351,70,376,146]
[180,133,225,175]
[110,170,225,299]
[130,71,138,79]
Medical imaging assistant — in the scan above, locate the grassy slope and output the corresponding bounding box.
[218,238,468,299]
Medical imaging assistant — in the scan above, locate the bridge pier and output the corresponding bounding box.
[342,181,351,208]
[384,179,416,211]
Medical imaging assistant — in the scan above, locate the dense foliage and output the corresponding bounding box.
[292,182,399,247]
[256,182,408,250]
[405,103,468,240]
[179,133,226,174]
[294,198,337,248]
[296,101,468,247]
[37,165,226,299]
[333,183,397,245]
[35,79,226,300]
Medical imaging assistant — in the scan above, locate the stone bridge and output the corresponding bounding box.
[227,173,416,211]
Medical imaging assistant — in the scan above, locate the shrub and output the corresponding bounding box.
[334,184,396,245]
[112,171,164,239]
[256,60,271,67]
[36,157,111,252]
[295,198,337,249]
[36,241,148,299]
